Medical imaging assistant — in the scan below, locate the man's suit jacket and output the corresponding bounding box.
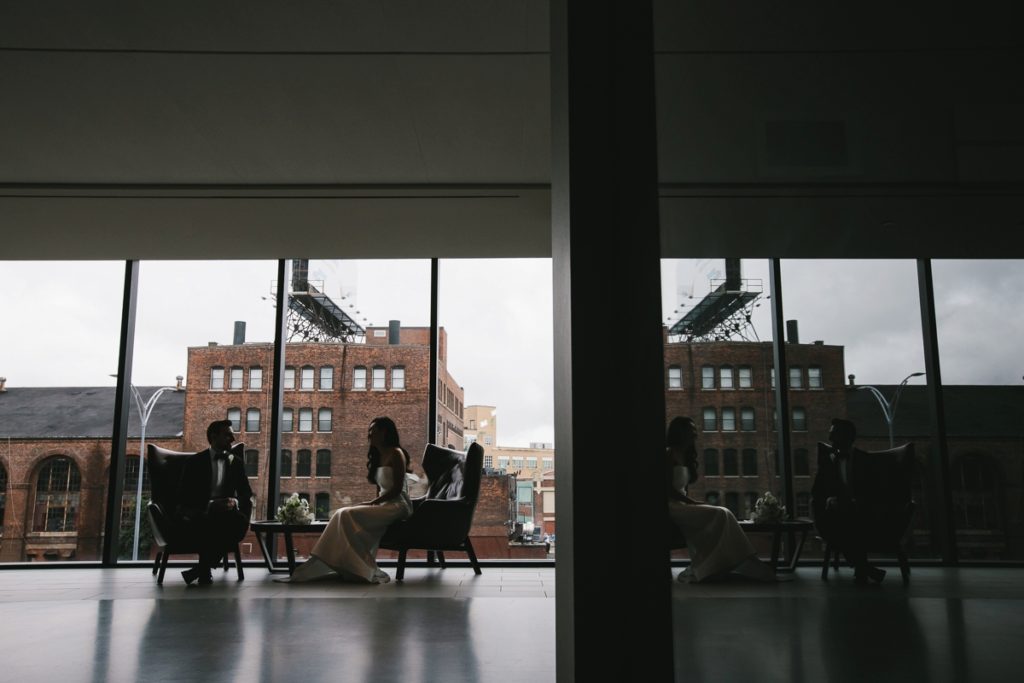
[174,446,254,522]
[811,442,871,520]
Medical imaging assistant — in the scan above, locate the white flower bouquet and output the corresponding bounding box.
[750,491,786,523]
[276,492,314,525]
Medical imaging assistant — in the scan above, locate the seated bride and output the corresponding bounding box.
[284,416,416,584]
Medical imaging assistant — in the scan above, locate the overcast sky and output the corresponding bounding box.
[1,258,1018,447]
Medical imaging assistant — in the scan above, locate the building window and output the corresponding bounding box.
[318,408,332,432]
[0,463,7,528]
[319,366,333,391]
[719,366,734,389]
[794,448,810,476]
[789,366,803,389]
[246,408,260,432]
[372,366,386,390]
[796,492,811,519]
[742,448,758,476]
[512,458,524,468]
[706,491,720,506]
[702,407,717,431]
[738,366,752,389]
[792,407,807,432]
[527,457,538,468]
[298,408,313,432]
[498,457,509,469]
[484,435,493,445]
[724,492,740,516]
[210,367,225,390]
[701,365,715,389]
[296,450,312,477]
[723,449,739,476]
[316,449,331,477]
[33,457,81,532]
[740,407,755,431]
[229,367,243,390]
[284,367,296,390]
[808,366,822,389]
[300,366,315,391]
[227,408,241,432]
[542,458,554,469]
[353,366,367,390]
[315,493,331,520]
[952,454,1002,530]
[392,366,406,390]
[483,455,493,468]
[721,407,736,431]
[282,408,294,432]
[280,449,292,477]
[704,449,719,476]
[249,367,263,390]
[770,367,775,389]
[667,365,682,390]
[244,449,259,478]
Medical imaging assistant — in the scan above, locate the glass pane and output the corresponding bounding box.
[781,259,934,560]
[439,259,554,559]
[663,258,777,564]
[0,262,124,562]
[933,260,1024,561]
[281,259,430,565]
[128,259,277,563]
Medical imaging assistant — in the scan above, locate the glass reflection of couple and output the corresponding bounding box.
[281,416,415,584]
[667,416,789,583]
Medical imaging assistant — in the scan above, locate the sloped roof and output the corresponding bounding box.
[846,385,1024,439]
[0,387,185,439]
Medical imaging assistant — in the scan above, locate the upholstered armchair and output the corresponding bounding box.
[146,443,246,585]
[379,442,484,580]
[815,441,916,585]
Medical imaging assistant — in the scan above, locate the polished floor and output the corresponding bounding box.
[1,565,1022,682]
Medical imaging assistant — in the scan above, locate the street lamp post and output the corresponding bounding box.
[856,372,925,448]
[114,376,182,561]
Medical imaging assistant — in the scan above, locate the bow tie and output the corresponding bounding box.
[214,450,231,461]
[833,449,849,461]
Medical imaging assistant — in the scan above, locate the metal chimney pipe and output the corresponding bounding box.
[388,320,401,344]
[786,319,799,344]
[233,321,246,345]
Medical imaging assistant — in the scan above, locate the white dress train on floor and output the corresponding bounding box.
[668,465,763,583]
[290,468,414,584]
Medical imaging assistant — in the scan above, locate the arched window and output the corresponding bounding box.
[703,449,719,476]
[315,493,331,520]
[724,492,739,515]
[793,448,810,476]
[372,365,386,390]
[227,408,241,432]
[296,450,312,477]
[210,366,225,390]
[705,491,720,506]
[300,365,315,391]
[702,407,717,431]
[952,454,1002,530]
[667,365,682,390]
[744,492,758,519]
[120,456,151,530]
[246,408,261,433]
[280,449,292,477]
[229,366,243,390]
[392,366,406,390]
[796,492,811,519]
[353,366,367,390]
[34,456,81,532]
[741,448,758,476]
[316,449,331,477]
[719,365,734,389]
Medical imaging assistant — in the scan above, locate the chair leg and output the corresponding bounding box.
[437,551,447,569]
[821,544,831,581]
[223,553,230,572]
[152,551,162,576]
[426,550,436,566]
[396,550,407,581]
[234,545,245,581]
[897,549,910,586]
[157,549,170,585]
[465,538,482,576]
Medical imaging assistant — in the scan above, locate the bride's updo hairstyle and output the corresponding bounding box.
[666,416,699,483]
[366,416,402,483]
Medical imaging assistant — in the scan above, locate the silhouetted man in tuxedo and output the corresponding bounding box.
[812,418,886,584]
[174,419,253,585]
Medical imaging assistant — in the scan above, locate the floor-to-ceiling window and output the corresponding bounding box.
[0,261,125,562]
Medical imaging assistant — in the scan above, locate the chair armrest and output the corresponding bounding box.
[381,498,473,549]
[147,502,172,548]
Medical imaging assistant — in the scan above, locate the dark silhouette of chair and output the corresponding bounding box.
[816,442,916,585]
[379,442,484,580]
[147,443,245,585]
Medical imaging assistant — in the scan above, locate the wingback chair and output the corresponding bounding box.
[816,441,916,585]
[146,443,246,585]
[379,442,484,580]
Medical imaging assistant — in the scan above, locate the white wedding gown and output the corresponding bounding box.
[289,467,414,584]
[668,465,768,583]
